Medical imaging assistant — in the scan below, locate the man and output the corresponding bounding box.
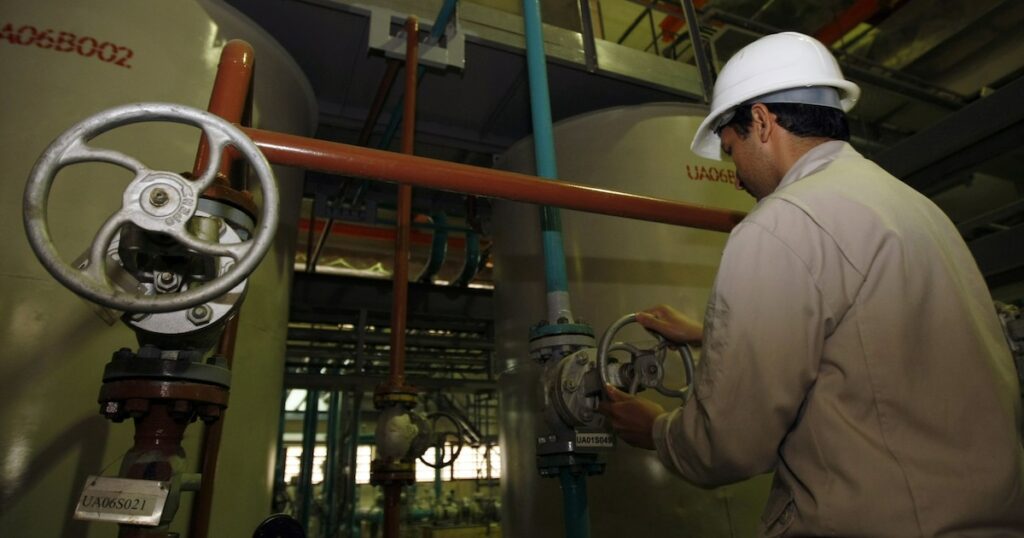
[597,32,1024,536]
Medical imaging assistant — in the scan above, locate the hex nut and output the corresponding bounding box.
[125,398,150,418]
[187,304,212,325]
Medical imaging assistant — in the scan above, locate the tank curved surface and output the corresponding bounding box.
[493,103,770,537]
[0,1,314,536]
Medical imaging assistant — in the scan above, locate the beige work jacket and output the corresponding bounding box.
[653,141,1024,536]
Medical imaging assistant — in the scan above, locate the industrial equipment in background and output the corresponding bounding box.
[995,303,1024,407]
[22,102,284,536]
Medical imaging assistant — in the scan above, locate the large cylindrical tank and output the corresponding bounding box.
[0,1,315,536]
[493,103,770,537]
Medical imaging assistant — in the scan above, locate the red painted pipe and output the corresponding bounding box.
[243,126,746,232]
[188,39,253,538]
[193,39,255,180]
[383,18,419,538]
[388,17,418,392]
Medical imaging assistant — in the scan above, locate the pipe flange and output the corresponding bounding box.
[373,383,419,409]
[369,459,416,486]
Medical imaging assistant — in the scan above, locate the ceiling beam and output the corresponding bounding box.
[873,75,1024,195]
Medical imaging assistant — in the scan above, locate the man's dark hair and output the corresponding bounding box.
[720,103,850,141]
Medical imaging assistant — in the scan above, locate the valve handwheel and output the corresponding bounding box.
[419,412,465,470]
[23,103,278,313]
[597,313,695,404]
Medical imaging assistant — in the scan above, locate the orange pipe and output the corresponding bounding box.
[244,127,746,232]
[388,17,418,391]
[188,39,253,538]
[383,19,418,538]
[193,39,255,179]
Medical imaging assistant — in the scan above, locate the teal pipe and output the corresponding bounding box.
[522,0,574,324]
[346,392,364,537]
[523,3,590,538]
[452,230,480,287]
[273,390,288,509]
[299,389,320,532]
[417,211,449,283]
[559,468,592,538]
[324,390,341,537]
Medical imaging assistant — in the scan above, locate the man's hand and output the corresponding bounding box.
[636,304,703,345]
[596,385,666,450]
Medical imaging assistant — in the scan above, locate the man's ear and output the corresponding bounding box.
[750,103,775,143]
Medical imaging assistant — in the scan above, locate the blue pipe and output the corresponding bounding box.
[453,230,480,287]
[417,211,448,283]
[522,0,574,324]
[522,4,590,538]
[324,390,340,537]
[559,468,592,538]
[299,389,320,532]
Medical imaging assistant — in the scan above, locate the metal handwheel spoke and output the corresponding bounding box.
[191,128,233,192]
[171,228,251,261]
[63,139,149,175]
[81,210,133,286]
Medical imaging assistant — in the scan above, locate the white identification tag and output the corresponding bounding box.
[73,476,170,526]
[575,432,615,448]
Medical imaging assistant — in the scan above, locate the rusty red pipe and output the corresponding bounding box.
[382,18,419,538]
[387,17,418,391]
[187,39,253,538]
[193,39,255,180]
[243,126,746,232]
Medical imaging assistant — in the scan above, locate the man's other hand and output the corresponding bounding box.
[636,304,703,345]
[596,385,665,450]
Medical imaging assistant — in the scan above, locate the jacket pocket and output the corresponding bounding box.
[759,484,796,537]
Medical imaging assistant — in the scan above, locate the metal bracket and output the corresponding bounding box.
[366,7,465,71]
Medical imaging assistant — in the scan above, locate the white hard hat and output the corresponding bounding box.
[691,32,861,160]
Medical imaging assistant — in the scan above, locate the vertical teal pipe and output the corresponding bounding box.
[559,468,592,538]
[299,389,320,532]
[324,390,341,537]
[347,391,364,537]
[273,390,289,511]
[523,3,589,538]
[522,0,574,323]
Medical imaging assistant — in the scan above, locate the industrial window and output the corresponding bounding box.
[284,444,501,485]
[283,445,327,485]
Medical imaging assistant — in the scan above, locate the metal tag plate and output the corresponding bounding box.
[575,432,615,449]
[73,476,169,526]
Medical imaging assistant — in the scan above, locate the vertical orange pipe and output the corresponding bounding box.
[192,39,255,180]
[387,18,418,390]
[383,17,418,538]
[188,39,253,538]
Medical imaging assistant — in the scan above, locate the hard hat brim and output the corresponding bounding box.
[690,79,861,161]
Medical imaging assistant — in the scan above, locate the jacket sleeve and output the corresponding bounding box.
[652,219,831,487]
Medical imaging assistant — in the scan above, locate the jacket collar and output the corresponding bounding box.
[775,140,854,193]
